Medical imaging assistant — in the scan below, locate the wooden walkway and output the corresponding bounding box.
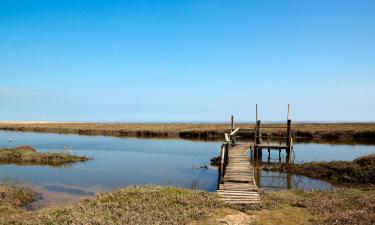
[217,143,260,204]
[215,107,293,204]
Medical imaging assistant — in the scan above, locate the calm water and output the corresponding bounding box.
[0,131,374,206]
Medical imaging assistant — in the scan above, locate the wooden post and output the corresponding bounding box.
[255,166,261,187]
[254,104,262,160]
[287,173,292,189]
[267,132,270,163]
[231,115,234,132]
[255,120,262,159]
[219,143,227,184]
[286,119,292,163]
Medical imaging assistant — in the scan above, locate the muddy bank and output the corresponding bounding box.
[0,122,375,143]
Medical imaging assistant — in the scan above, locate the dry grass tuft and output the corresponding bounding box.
[0,182,36,215]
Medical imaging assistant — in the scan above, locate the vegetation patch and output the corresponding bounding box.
[0,146,90,166]
[0,182,36,215]
[0,185,224,225]
[1,122,375,142]
[1,183,374,225]
[266,154,375,184]
[257,188,375,225]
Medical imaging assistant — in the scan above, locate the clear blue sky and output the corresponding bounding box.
[1,0,374,122]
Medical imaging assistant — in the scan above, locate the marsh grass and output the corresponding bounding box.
[0,146,90,166]
[258,188,375,225]
[0,185,224,225]
[1,122,375,141]
[0,181,36,215]
[267,154,375,184]
[0,183,373,225]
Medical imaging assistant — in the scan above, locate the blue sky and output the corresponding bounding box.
[1,0,374,122]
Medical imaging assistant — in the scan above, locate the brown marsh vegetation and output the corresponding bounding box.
[0,146,90,166]
[0,186,224,225]
[256,188,375,225]
[0,182,36,215]
[266,154,375,185]
[1,122,375,142]
[0,185,374,225]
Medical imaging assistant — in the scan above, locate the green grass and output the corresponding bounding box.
[0,146,90,166]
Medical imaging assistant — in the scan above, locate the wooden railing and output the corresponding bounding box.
[219,127,240,184]
[219,142,229,184]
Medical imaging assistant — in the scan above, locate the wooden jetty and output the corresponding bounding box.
[215,104,293,204]
[216,116,260,204]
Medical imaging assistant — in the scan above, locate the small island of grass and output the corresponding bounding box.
[265,154,375,185]
[0,146,90,166]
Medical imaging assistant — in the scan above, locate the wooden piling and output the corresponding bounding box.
[231,115,234,132]
[255,120,262,159]
[286,119,292,162]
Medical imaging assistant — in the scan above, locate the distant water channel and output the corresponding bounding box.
[0,131,374,207]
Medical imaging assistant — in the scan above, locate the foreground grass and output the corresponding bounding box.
[257,188,375,225]
[0,184,374,225]
[0,186,224,225]
[0,183,36,215]
[267,154,375,184]
[0,146,90,166]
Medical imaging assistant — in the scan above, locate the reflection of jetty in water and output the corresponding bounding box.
[250,151,333,190]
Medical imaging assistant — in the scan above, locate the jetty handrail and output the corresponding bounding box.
[254,125,288,129]
[219,140,229,184]
[254,135,289,139]
[230,127,240,136]
[219,127,240,184]
[224,133,230,142]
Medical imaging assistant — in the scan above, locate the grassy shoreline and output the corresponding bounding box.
[0,186,224,225]
[1,122,375,142]
[0,146,90,166]
[265,154,375,185]
[0,185,374,225]
[0,182,36,215]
